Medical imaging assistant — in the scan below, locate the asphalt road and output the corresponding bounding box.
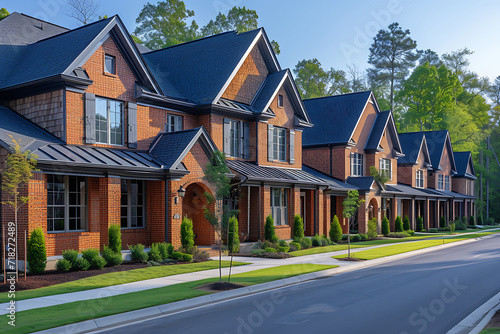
[100,235,500,334]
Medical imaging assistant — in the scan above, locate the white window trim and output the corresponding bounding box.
[271,188,288,226]
[379,158,392,180]
[351,153,363,177]
[277,94,284,108]
[416,170,424,188]
[273,127,287,162]
[438,174,444,190]
[95,97,124,146]
[165,114,183,132]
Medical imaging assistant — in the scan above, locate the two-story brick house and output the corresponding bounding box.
[452,151,476,219]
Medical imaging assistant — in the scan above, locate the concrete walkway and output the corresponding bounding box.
[2,229,498,315]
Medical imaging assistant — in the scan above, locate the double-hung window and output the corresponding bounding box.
[438,175,444,190]
[272,127,287,162]
[121,180,146,229]
[229,120,240,158]
[416,170,424,188]
[380,158,392,179]
[47,175,87,232]
[104,55,116,74]
[224,119,249,159]
[166,114,183,132]
[351,153,363,176]
[95,97,123,145]
[271,188,288,226]
[444,175,450,191]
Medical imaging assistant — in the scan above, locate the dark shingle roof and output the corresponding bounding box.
[227,160,327,186]
[454,151,475,178]
[302,165,358,192]
[0,106,62,151]
[302,91,372,146]
[345,176,375,191]
[0,17,113,90]
[398,132,425,165]
[149,128,205,169]
[384,183,432,198]
[142,29,262,104]
[252,70,287,114]
[420,130,450,170]
[365,110,390,151]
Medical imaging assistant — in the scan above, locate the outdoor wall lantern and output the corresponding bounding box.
[177,185,186,198]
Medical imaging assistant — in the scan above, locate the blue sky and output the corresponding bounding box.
[3,0,500,82]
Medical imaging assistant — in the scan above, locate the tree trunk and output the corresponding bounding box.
[347,217,351,258]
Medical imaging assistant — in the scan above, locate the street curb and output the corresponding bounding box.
[447,290,500,334]
[34,233,497,334]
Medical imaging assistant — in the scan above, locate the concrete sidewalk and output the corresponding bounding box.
[1,229,498,315]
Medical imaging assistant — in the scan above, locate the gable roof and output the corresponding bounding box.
[345,176,376,191]
[302,165,358,193]
[142,28,276,105]
[149,127,217,171]
[364,110,403,155]
[302,91,376,147]
[410,130,456,173]
[453,151,476,179]
[0,15,160,94]
[398,132,432,166]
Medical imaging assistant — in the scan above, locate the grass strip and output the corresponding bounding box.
[333,231,497,260]
[0,264,336,334]
[0,261,248,303]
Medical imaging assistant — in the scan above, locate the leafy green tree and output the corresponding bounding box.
[343,190,364,258]
[329,215,342,242]
[367,218,378,239]
[367,22,419,111]
[370,166,390,187]
[134,0,200,49]
[227,216,239,254]
[489,76,500,106]
[293,58,329,99]
[293,214,304,239]
[0,8,9,20]
[417,49,443,67]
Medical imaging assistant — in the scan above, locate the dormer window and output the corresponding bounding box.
[416,170,424,188]
[379,158,392,180]
[104,54,116,74]
[277,94,284,108]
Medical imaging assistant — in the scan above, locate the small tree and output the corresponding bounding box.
[180,216,195,250]
[108,224,122,253]
[439,216,446,228]
[449,222,456,234]
[343,190,364,258]
[203,151,231,283]
[382,216,390,236]
[27,228,46,274]
[370,166,390,187]
[468,216,475,226]
[329,215,343,242]
[367,218,378,239]
[403,215,410,231]
[265,215,278,242]
[416,216,424,232]
[395,216,403,232]
[293,214,304,239]
[227,216,239,254]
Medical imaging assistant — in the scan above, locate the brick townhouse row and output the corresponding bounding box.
[0,13,476,257]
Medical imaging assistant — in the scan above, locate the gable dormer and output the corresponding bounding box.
[424,130,456,190]
[398,132,432,188]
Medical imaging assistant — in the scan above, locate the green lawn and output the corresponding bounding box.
[1,264,336,334]
[480,328,500,333]
[0,261,248,303]
[334,231,497,260]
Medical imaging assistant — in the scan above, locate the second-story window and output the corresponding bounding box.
[273,127,287,161]
[445,175,450,191]
[166,114,183,132]
[229,120,240,158]
[416,170,424,188]
[277,94,284,108]
[224,118,249,159]
[438,174,444,190]
[379,158,392,180]
[104,54,116,74]
[351,153,363,176]
[95,97,123,145]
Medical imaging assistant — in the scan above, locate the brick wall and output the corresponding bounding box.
[8,90,65,140]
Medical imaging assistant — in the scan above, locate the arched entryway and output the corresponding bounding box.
[182,183,216,246]
[368,198,378,221]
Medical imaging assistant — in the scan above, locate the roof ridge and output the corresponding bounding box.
[303,90,372,101]
[33,16,114,44]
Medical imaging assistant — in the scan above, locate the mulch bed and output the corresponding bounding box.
[198,282,246,292]
[0,262,148,292]
[336,257,364,262]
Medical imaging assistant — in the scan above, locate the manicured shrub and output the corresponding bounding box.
[129,244,148,263]
[74,257,90,271]
[81,248,99,263]
[407,230,415,236]
[278,240,290,253]
[102,246,123,266]
[312,234,322,247]
[180,253,193,262]
[265,215,278,243]
[439,216,446,228]
[320,238,328,246]
[438,227,451,231]
[251,249,263,256]
[157,243,169,260]
[261,240,277,250]
[90,256,107,270]
[289,241,301,251]
[487,218,495,225]
[382,217,390,236]
[395,216,403,232]
[192,250,210,262]
[469,216,475,226]
[180,217,195,249]
[462,216,467,226]
[386,232,411,238]
[455,219,467,230]
[342,234,349,241]
[367,218,378,239]
[108,224,122,254]
[62,249,79,268]
[359,234,368,241]
[171,251,183,261]
[264,247,277,253]
[329,215,343,243]
[27,228,46,274]
[293,215,304,239]
[148,243,162,262]
[477,215,483,226]
[416,217,424,232]
[227,216,240,253]
[56,259,72,272]
[350,234,361,242]
[428,228,439,233]
[299,237,312,249]
[403,216,410,231]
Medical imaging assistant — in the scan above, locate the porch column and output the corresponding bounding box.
[424,198,430,231]
[435,200,440,227]
[324,193,331,236]
[390,197,397,232]
[410,198,415,230]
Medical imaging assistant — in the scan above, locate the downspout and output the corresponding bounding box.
[164,175,169,243]
[247,185,251,235]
